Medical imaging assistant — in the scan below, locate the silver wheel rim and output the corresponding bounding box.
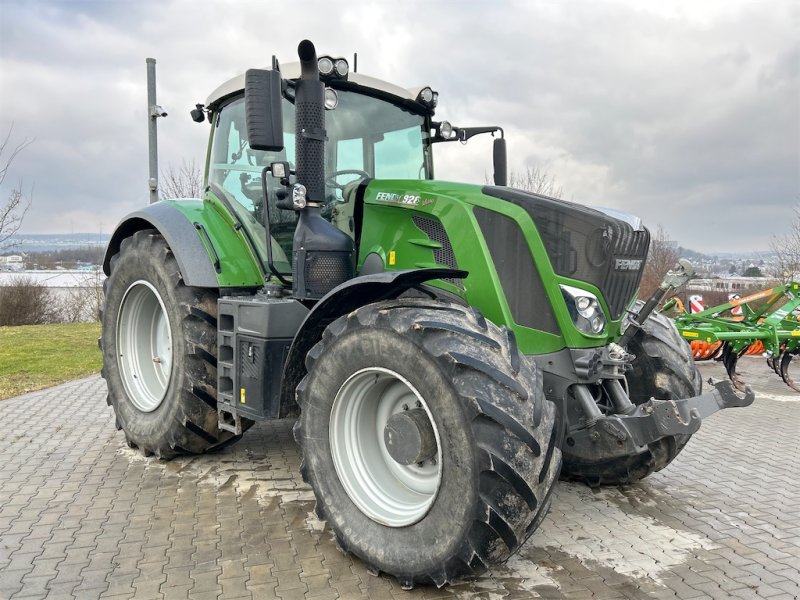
[329,367,442,527]
[116,280,173,412]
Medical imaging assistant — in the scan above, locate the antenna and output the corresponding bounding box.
[353,52,358,73]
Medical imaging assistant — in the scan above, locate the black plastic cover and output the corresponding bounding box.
[292,208,355,300]
[474,207,559,334]
[493,138,507,186]
[482,186,649,319]
[244,69,284,152]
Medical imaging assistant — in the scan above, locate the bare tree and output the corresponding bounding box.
[0,126,34,250]
[639,225,680,299]
[769,203,800,281]
[55,271,104,323]
[486,165,564,198]
[509,166,563,198]
[159,159,204,200]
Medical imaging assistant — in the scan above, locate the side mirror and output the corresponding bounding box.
[244,69,284,152]
[493,137,507,186]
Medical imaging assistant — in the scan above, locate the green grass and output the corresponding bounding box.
[0,322,102,400]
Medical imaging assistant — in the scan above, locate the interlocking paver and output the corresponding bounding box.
[0,360,798,599]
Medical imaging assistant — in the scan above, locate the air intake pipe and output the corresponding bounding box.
[295,39,326,202]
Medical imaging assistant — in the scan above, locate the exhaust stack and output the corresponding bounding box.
[294,40,326,203]
[291,40,355,300]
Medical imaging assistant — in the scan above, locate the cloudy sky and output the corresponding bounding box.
[0,0,797,253]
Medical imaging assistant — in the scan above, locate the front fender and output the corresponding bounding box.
[103,200,264,288]
[279,267,467,415]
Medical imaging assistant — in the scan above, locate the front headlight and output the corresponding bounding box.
[561,285,606,335]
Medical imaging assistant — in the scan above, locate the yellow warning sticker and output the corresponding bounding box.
[388,250,396,265]
[240,388,246,403]
[682,331,699,338]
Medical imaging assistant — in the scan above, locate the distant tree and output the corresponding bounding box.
[639,225,680,299]
[0,126,34,250]
[507,166,563,198]
[159,159,204,200]
[26,247,105,269]
[742,266,763,277]
[770,203,800,281]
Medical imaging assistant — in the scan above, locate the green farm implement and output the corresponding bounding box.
[670,282,800,392]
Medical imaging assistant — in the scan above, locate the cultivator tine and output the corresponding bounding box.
[779,350,800,392]
[767,354,781,376]
[721,343,747,392]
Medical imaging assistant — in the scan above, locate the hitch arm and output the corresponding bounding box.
[619,258,694,347]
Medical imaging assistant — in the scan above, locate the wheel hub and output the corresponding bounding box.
[383,408,437,466]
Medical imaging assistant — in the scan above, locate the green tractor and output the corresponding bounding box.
[101,40,753,588]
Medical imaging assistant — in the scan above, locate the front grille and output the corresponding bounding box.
[603,223,650,318]
[482,186,649,319]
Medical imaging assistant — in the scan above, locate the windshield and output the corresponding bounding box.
[208,89,431,273]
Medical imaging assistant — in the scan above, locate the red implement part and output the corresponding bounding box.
[690,340,722,361]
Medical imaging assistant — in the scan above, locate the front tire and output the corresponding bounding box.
[294,299,561,588]
[561,303,702,486]
[101,230,246,458]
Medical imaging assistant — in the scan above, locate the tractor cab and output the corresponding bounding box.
[201,59,505,285]
[204,62,436,275]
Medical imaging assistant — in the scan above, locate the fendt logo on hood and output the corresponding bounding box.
[615,258,643,271]
[375,192,420,206]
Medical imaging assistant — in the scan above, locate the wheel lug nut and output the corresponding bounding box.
[402,404,409,411]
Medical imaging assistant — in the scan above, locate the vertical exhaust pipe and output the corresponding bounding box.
[294,40,326,202]
[291,40,354,300]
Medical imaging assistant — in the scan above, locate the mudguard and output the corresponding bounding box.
[102,200,263,288]
[279,267,468,415]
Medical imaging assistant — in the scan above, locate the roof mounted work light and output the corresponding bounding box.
[317,56,348,80]
[416,86,438,108]
[317,56,334,76]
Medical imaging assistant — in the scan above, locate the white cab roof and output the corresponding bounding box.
[206,61,424,107]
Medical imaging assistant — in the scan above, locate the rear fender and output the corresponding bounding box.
[103,200,263,288]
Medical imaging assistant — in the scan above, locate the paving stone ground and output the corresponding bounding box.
[1,356,798,599]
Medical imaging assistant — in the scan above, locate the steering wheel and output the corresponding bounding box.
[325,169,370,190]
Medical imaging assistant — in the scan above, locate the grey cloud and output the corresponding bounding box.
[0,0,797,253]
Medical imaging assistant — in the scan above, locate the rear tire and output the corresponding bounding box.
[561,304,702,486]
[294,299,561,587]
[101,230,248,458]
